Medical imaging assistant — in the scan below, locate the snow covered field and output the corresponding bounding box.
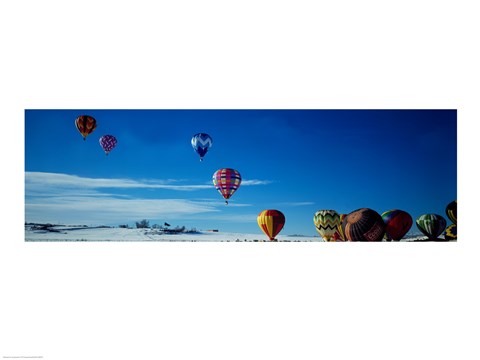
[24,224,450,242]
[25,225,318,242]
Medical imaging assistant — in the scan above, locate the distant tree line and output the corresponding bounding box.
[118,219,198,234]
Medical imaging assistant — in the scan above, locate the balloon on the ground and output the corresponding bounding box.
[342,208,385,242]
[336,214,347,241]
[258,210,285,241]
[445,200,457,224]
[313,210,341,242]
[75,115,97,140]
[444,224,457,241]
[416,214,447,240]
[212,168,242,204]
[99,135,117,155]
[191,133,213,161]
[381,209,413,241]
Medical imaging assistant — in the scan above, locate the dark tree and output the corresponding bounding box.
[135,219,150,228]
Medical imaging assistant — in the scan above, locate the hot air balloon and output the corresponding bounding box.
[342,208,385,242]
[313,210,341,242]
[257,210,285,241]
[416,214,447,241]
[212,168,242,204]
[446,200,457,224]
[444,224,457,241]
[99,135,117,155]
[335,214,347,241]
[381,209,413,241]
[75,115,97,140]
[191,133,213,161]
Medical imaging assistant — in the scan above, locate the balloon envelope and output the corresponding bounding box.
[444,224,457,241]
[75,115,97,140]
[313,210,341,242]
[99,135,117,155]
[446,200,457,224]
[191,133,213,161]
[212,168,242,203]
[342,208,385,242]
[416,214,447,240]
[336,214,347,241]
[258,210,285,241]
[381,209,413,241]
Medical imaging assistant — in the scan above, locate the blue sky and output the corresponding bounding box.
[25,109,457,235]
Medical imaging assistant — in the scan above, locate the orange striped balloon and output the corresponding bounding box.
[257,210,285,241]
[342,208,385,242]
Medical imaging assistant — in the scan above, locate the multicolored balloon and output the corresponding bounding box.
[444,224,457,241]
[191,133,213,161]
[75,115,97,140]
[313,210,341,242]
[381,209,413,241]
[257,210,286,241]
[416,214,447,241]
[342,208,385,242]
[446,200,457,224]
[99,135,117,155]
[212,168,242,204]
[336,214,347,241]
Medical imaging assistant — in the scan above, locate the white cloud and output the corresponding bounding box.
[25,172,273,192]
[185,212,260,223]
[189,198,253,207]
[25,172,212,191]
[281,202,315,207]
[25,196,219,225]
[241,179,273,186]
[24,172,264,225]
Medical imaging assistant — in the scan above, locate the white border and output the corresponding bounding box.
[1,1,478,359]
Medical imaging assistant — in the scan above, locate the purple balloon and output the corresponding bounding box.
[99,135,117,155]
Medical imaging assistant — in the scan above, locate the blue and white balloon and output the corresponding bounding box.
[191,133,213,161]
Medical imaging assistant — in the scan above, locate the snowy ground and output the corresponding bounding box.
[24,225,319,242]
[24,224,453,242]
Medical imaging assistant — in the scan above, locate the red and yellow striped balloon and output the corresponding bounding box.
[75,115,97,140]
[257,210,285,241]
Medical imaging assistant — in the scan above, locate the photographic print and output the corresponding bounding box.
[25,109,457,242]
